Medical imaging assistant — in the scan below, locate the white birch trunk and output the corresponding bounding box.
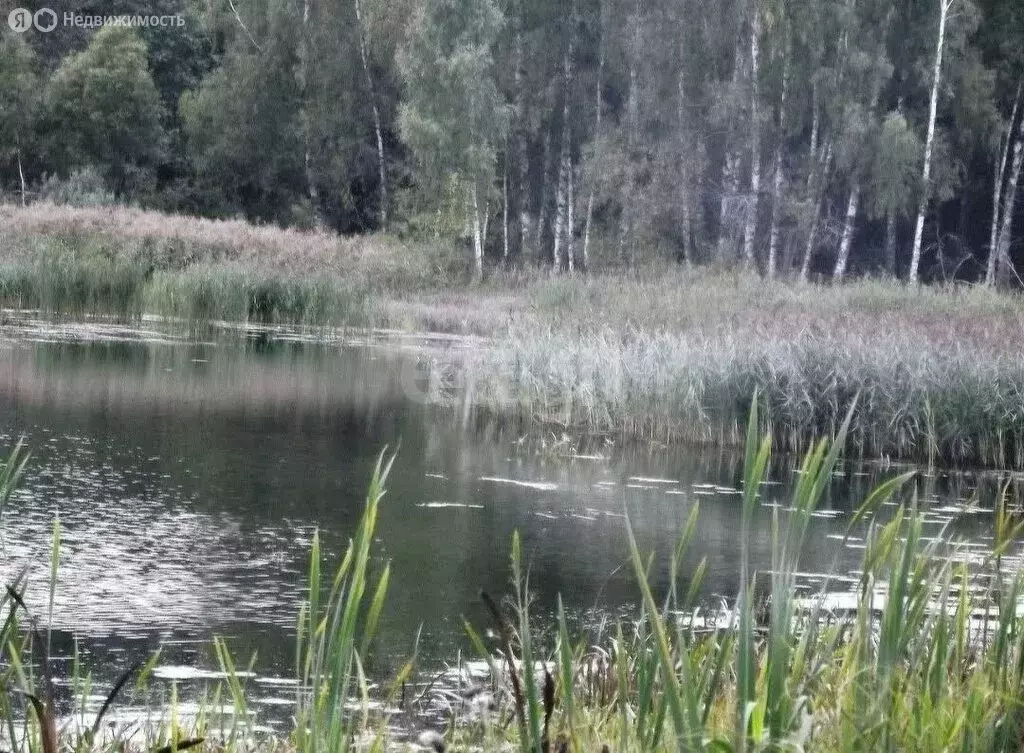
[741,2,762,268]
[767,38,790,279]
[17,150,26,208]
[471,183,484,280]
[676,30,693,264]
[582,0,604,272]
[300,0,322,227]
[908,0,952,283]
[354,0,388,230]
[800,142,831,282]
[986,83,1021,285]
[503,167,509,264]
[620,0,641,266]
[987,152,1006,285]
[552,48,574,272]
[807,80,818,189]
[767,155,784,278]
[514,5,530,260]
[718,32,745,261]
[995,126,1024,283]
[799,201,820,282]
[483,199,491,246]
[553,145,569,270]
[833,179,860,280]
[567,164,576,272]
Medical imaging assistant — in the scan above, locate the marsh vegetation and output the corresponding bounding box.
[4,205,1024,469]
[3,405,1024,752]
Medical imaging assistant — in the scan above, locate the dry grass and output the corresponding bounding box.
[0,202,351,272]
[6,202,1024,465]
[0,202,456,288]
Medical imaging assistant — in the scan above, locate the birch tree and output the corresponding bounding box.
[354,0,390,229]
[553,40,577,272]
[908,0,955,283]
[398,0,508,279]
[991,110,1024,283]
[986,84,1021,284]
[0,35,38,207]
[581,0,605,271]
[741,0,763,268]
[767,32,790,279]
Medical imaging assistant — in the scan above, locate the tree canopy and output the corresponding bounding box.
[3,0,1024,283]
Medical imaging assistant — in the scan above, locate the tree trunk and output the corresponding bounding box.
[567,164,576,272]
[503,166,510,264]
[483,198,491,245]
[800,142,831,282]
[908,0,951,284]
[535,90,557,265]
[833,179,860,280]
[582,0,604,273]
[767,35,790,279]
[799,201,820,282]
[300,0,323,228]
[718,31,745,261]
[620,0,642,267]
[553,143,570,271]
[354,0,389,230]
[514,2,530,261]
[808,79,818,189]
[552,48,574,272]
[741,1,762,268]
[884,210,897,275]
[986,83,1021,286]
[471,183,484,280]
[995,126,1024,284]
[17,150,26,208]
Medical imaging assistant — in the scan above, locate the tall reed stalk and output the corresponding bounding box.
[294,450,396,753]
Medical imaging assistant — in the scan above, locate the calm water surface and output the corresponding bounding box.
[0,319,1011,722]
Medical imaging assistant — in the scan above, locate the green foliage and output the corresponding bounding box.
[38,166,119,208]
[178,13,305,225]
[42,26,167,199]
[867,112,922,219]
[397,0,509,210]
[0,34,38,168]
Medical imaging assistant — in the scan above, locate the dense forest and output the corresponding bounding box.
[1,0,1023,282]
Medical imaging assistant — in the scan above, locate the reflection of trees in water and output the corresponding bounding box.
[0,333,1014,684]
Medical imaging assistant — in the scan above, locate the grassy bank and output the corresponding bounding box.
[0,203,461,325]
[4,203,1024,467]
[5,413,1024,752]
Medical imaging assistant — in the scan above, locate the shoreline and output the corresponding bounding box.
[4,203,1024,469]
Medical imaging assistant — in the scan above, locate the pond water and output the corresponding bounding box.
[0,318,1012,725]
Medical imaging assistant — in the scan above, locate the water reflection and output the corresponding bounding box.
[0,324,1015,705]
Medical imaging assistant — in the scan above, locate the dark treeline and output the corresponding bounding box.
[1,0,1023,283]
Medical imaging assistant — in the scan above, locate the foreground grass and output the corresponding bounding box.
[5,203,1024,467]
[5,407,1024,752]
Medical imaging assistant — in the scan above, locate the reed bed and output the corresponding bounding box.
[0,238,367,326]
[448,401,1024,752]
[7,202,1024,464]
[467,325,1024,468]
[3,416,1024,752]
